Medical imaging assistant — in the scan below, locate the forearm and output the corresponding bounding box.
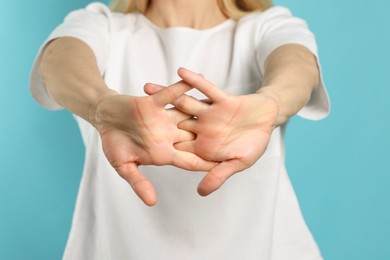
[39,36,117,124]
[256,44,320,125]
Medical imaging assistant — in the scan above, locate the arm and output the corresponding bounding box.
[40,36,116,123]
[257,44,320,125]
[40,37,216,206]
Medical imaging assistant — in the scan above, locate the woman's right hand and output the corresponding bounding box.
[92,81,217,206]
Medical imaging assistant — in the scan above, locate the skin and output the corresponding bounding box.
[40,38,216,206]
[40,0,319,206]
[144,0,228,29]
[145,44,319,196]
[145,70,279,196]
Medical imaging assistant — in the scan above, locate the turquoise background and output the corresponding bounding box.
[1,0,389,259]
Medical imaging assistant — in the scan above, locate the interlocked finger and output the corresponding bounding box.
[177,118,198,133]
[172,150,217,172]
[166,107,193,124]
[144,82,165,95]
[173,140,195,154]
[145,82,210,117]
[175,129,196,143]
[149,81,192,107]
[173,94,208,117]
[178,67,227,102]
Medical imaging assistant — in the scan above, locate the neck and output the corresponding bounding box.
[144,0,228,29]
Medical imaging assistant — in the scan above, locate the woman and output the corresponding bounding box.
[30,0,330,259]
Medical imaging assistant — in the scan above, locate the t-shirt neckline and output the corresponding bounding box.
[137,13,235,33]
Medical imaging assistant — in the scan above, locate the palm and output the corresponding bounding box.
[173,68,278,196]
[187,95,274,165]
[144,68,279,196]
[99,97,184,168]
[94,82,216,206]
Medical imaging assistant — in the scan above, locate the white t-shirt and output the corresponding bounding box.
[30,3,330,260]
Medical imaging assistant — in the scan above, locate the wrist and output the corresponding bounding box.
[255,86,286,126]
[88,88,119,127]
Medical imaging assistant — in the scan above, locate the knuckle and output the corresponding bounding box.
[165,87,178,100]
[175,95,190,110]
[165,86,181,100]
[189,157,200,169]
[113,163,130,179]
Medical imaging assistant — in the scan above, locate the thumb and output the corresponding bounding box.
[116,162,157,206]
[197,159,245,196]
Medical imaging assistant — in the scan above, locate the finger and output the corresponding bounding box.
[175,129,196,143]
[144,82,164,95]
[201,98,212,105]
[149,81,193,107]
[172,150,217,172]
[116,162,157,206]
[166,107,193,123]
[177,118,198,133]
[197,159,245,196]
[147,83,208,117]
[173,94,208,117]
[177,67,227,102]
[173,140,196,154]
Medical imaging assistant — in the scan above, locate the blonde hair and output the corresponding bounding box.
[110,0,273,20]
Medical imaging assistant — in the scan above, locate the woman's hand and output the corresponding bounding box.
[145,68,279,197]
[92,81,217,206]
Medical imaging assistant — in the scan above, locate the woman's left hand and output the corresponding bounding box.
[145,68,279,196]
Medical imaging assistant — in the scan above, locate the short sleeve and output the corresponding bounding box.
[255,6,330,120]
[29,2,112,110]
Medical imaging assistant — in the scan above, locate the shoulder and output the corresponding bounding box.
[64,2,133,32]
[237,6,294,25]
[236,6,311,43]
[65,2,112,21]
